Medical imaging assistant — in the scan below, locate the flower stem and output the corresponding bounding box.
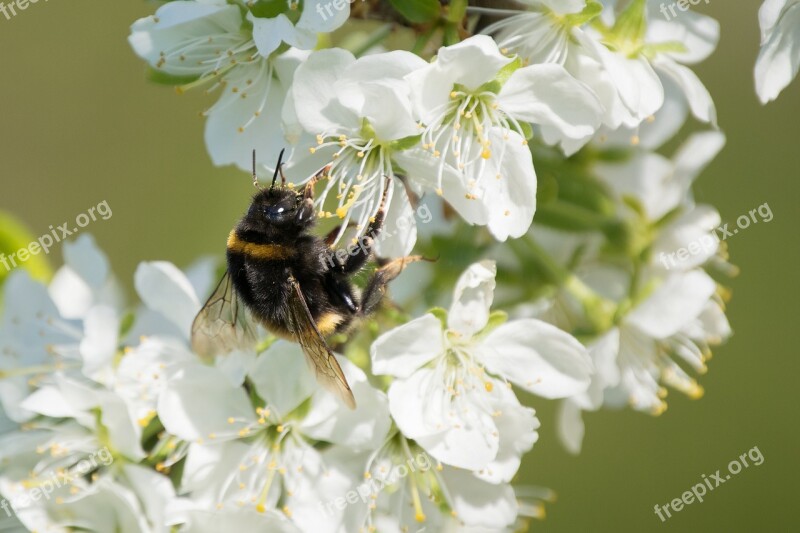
[521,238,616,332]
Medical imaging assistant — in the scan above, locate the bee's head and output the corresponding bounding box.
[241,187,315,236]
[237,149,316,237]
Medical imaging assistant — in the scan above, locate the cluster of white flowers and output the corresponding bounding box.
[0,0,785,530]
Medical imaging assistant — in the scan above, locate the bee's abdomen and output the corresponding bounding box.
[226,230,294,261]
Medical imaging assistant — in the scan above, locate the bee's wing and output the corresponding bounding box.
[286,276,356,410]
[191,271,259,360]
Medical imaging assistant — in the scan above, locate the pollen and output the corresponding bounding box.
[256,504,266,513]
[481,149,492,159]
[227,417,236,424]
[631,135,640,146]
[688,384,705,400]
[484,381,494,392]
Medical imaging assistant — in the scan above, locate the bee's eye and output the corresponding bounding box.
[263,202,295,222]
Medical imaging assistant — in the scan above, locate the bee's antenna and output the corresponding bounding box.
[252,150,263,191]
[270,148,287,192]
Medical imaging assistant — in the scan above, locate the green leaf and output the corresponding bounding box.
[388,0,440,24]
[0,211,52,287]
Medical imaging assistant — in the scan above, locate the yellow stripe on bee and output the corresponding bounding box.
[227,231,294,261]
[316,312,345,336]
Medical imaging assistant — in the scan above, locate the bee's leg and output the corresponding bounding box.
[359,255,425,317]
[334,179,391,275]
[303,164,332,201]
[323,274,359,315]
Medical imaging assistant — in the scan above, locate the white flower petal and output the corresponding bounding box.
[499,64,602,139]
[388,369,499,470]
[654,57,717,125]
[299,0,350,33]
[373,180,418,257]
[448,260,496,337]
[626,270,716,339]
[301,358,391,450]
[371,313,443,378]
[291,48,358,135]
[557,399,585,455]
[129,3,242,73]
[441,468,518,529]
[480,319,592,398]
[80,306,120,382]
[394,150,490,228]
[248,12,295,58]
[248,341,316,416]
[158,365,255,441]
[134,261,200,339]
[204,62,288,170]
[475,396,539,484]
[478,128,537,241]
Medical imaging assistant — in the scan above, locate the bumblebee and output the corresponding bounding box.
[191,150,420,409]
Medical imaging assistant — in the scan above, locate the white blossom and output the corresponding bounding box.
[755,0,800,103]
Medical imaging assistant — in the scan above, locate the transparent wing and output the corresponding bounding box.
[286,276,356,410]
[191,271,259,361]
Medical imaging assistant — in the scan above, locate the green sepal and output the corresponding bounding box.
[517,120,534,140]
[641,41,688,59]
[249,0,298,21]
[611,0,648,45]
[474,310,508,339]
[563,0,603,26]
[428,307,448,327]
[389,134,423,152]
[118,312,136,340]
[146,68,201,87]
[477,56,523,94]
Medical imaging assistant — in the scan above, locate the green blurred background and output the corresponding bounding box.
[0,2,797,532]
